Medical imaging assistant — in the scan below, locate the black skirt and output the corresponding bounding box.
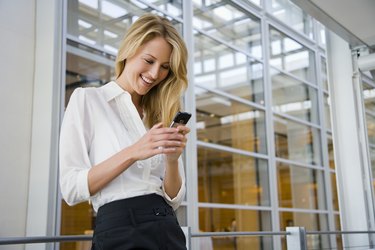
[91,193,187,250]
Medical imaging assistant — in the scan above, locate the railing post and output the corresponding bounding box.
[286,227,307,250]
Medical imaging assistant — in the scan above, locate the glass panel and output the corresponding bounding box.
[371,147,375,185]
[317,21,327,48]
[269,27,316,83]
[198,146,270,206]
[245,0,261,6]
[148,0,182,18]
[366,113,375,145]
[324,93,332,130]
[335,214,343,249]
[327,133,335,169]
[195,34,265,104]
[267,0,314,39]
[67,0,182,54]
[274,115,322,165]
[196,88,267,154]
[363,82,375,114]
[321,57,328,90]
[280,212,329,250]
[271,69,319,124]
[193,0,262,59]
[331,173,339,211]
[199,207,272,249]
[277,162,326,210]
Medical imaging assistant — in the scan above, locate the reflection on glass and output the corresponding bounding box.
[269,27,316,83]
[196,87,267,154]
[267,0,314,39]
[68,0,182,53]
[363,83,375,114]
[324,93,332,130]
[327,133,335,169]
[198,146,270,206]
[194,34,265,105]
[274,115,322,165]
[277,162,326,210]
[271,69,319,124]
[321,57,328,90]
[193,0,262,58]
[331,173,339,211]
[199,207,272,249]
[280,212,329,250]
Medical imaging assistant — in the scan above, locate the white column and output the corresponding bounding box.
[26,0,64,249]
[326,31,375,248]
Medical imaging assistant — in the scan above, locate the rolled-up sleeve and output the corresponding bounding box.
[59,88,92,206]
[163,157,186,210]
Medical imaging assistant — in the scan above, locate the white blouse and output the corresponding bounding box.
[59,81,186,212]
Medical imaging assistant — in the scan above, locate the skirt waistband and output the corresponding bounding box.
[94,194,175,233]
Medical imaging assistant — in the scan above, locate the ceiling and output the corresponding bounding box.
[291,0,375,49]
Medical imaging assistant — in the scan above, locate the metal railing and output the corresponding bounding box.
[1,227,375,249]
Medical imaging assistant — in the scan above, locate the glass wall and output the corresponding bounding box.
[60,0,340,249]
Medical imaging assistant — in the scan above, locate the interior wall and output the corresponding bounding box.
[0,1,36,249]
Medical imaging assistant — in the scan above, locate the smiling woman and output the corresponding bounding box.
[59,14,189,250]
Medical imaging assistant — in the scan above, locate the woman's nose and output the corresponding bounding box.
[149,65,160,79]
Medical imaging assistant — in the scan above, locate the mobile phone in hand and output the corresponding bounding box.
[170,111,192,128]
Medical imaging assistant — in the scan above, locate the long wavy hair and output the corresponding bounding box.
[115,14,188,128]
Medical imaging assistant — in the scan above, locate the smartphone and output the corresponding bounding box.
[170,111,192,128]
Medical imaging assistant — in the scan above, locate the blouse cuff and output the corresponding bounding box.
[76,168,91,201]
[163,179,186,210]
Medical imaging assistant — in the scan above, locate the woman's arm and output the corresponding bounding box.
[87,123,187,196]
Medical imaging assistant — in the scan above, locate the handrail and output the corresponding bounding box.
[191,231,290,237]
[0,231,288,245]
[306,230,375,235]
[1,229,375,246]
[0,235,92,245]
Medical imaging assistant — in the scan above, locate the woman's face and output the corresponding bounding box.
[120,36,172,97]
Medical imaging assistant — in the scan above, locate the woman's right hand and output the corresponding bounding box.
[130,122,185,161]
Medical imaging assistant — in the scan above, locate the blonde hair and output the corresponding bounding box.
[115,14,188,128]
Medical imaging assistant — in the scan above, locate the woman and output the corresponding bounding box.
[59,14,189,250]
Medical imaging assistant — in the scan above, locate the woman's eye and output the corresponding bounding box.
[162,65,170,70]
[145,59,153,64]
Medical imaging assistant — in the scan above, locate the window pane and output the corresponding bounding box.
[324,93,332,130]
[274,115,322,165]
[317,21,327,48]
[363,83,375,114]
[269,27,316,83]
[321,57,328,90]
[196,88,267,154]
[331,173,339,211]
[335,214,343,249]
[327,133,335,170]
[280,212,329,249]
[199,207,273,249]
[366,113,375,145]
[193,0,262,58]
[267,0,314,39]
[198,146,270,206]
[195,34,265,105]
[271,69,319,124]
[67,0,182,54]
[277,162,326,210]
